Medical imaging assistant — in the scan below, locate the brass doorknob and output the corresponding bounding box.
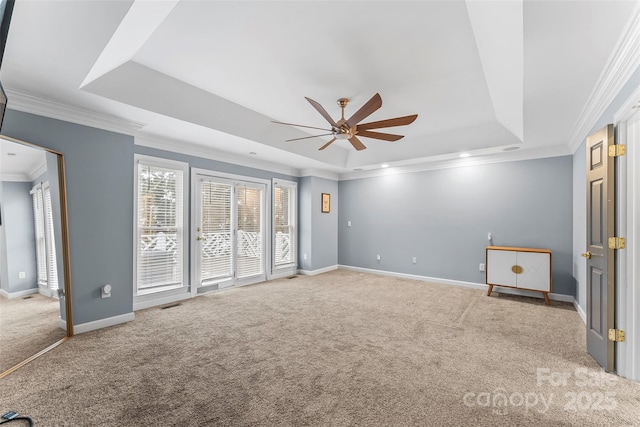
[581,251,592,259]
[196,236,204,241]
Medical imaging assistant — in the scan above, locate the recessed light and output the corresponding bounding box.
[502,146,520,152]
[459,152,470,158]
[380,164,389,168]
[7,152,16,156]
[249,152,257,155]
[353,168,363,171]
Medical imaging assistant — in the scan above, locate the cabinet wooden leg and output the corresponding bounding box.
[543,292,550,305]
[487,285,493,297]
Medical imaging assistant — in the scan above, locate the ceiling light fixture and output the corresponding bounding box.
[502,146,520,152]
[381,164,389,168]
[249,152,257,155]
[7,152,16,156]
[459,152,470,158]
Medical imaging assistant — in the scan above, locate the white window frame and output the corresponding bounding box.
[30,181,58,297]
[613,87,640,382]
[42,182,58,292]
[191,168,271,294]
[271,178,297,278]
[133,154,189,310]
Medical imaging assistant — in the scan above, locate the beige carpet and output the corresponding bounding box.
[1,270,639,426]
[0,292,65,373]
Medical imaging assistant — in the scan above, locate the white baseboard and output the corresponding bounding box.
[72,312,135,334]
[573,300,587,323]
[298,265,339,276]
[269,267,298,280]
[338,265,575,303]
[338,265,487,291]
[0,287,39,299]
[133,291,192,311]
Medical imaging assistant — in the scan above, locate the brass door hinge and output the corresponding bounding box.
[608,237,626,249]
[608,329,626,342]
[609,144,626,157]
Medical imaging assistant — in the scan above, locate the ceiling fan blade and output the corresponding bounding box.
[305,97,338,127]
[346,93,382,127]
[356,130,404,142]
[271,121,332,132]
[357,114,418,130]
[285,133,334,142]
[319,138,337,151]
[348,136,367,151]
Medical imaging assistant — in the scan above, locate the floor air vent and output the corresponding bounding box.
[161,303,182,310]
[22,296,34,300]
[287,275,298,279]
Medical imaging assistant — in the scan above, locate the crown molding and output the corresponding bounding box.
[568,2,640,153]
[5,89,146,136]
[1,173,30,182]
[298,169,339,181]
[135,134,301,178]
[338,145,571,181]
[28,160,48,181]
[614,84,640,124]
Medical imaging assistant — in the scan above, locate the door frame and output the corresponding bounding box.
[613,89,640,381]
[190,168,271,296]
[0,135,73,379]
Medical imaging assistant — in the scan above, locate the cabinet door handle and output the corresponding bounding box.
[581,251,592,259]
[511,265,523,274]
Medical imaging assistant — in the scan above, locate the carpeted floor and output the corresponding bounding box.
[1,270,639,426]
[0,292,65,373]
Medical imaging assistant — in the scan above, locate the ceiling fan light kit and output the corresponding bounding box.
[273,93,418,151]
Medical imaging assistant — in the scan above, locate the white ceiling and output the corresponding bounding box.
[0,0,638,176]
[0,137,47,181]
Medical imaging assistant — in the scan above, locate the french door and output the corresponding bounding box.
[193,174,266,291]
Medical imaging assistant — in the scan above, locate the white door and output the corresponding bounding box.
[235,182,265,284]
[194,175,266,291]
[195,177,234,289]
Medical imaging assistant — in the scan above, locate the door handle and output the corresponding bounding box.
[196,236,204,241]
[581,251,592,259]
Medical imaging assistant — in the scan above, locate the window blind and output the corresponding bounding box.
[237,184,263,278]
[273,182,296,267]
[136,162,184,292]
[31,186,47,286]
[200,181,233,284]
[44,186,58,290]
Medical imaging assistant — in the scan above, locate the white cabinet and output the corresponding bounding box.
[486,246,552,304]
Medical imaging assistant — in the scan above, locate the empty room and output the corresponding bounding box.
[1,1,640,426]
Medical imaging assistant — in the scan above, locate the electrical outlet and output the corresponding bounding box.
[303,253,307,260]
[412,257,417,264]
[19,272,26,279]
[101,284,112,299]
[376,254,381,261]
[479,263,485,272]
[347,220,351,227]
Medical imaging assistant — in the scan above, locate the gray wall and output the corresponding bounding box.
[1,109,299,325]
[298,176,338,271]
[298,177,312,271]
[0,181,37,293]
[3,110,136,324]
[339,156,575,295]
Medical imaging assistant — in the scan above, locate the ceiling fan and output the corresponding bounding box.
[272,93,418,151]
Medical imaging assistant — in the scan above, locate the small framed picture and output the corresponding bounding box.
[321,193,330,213]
